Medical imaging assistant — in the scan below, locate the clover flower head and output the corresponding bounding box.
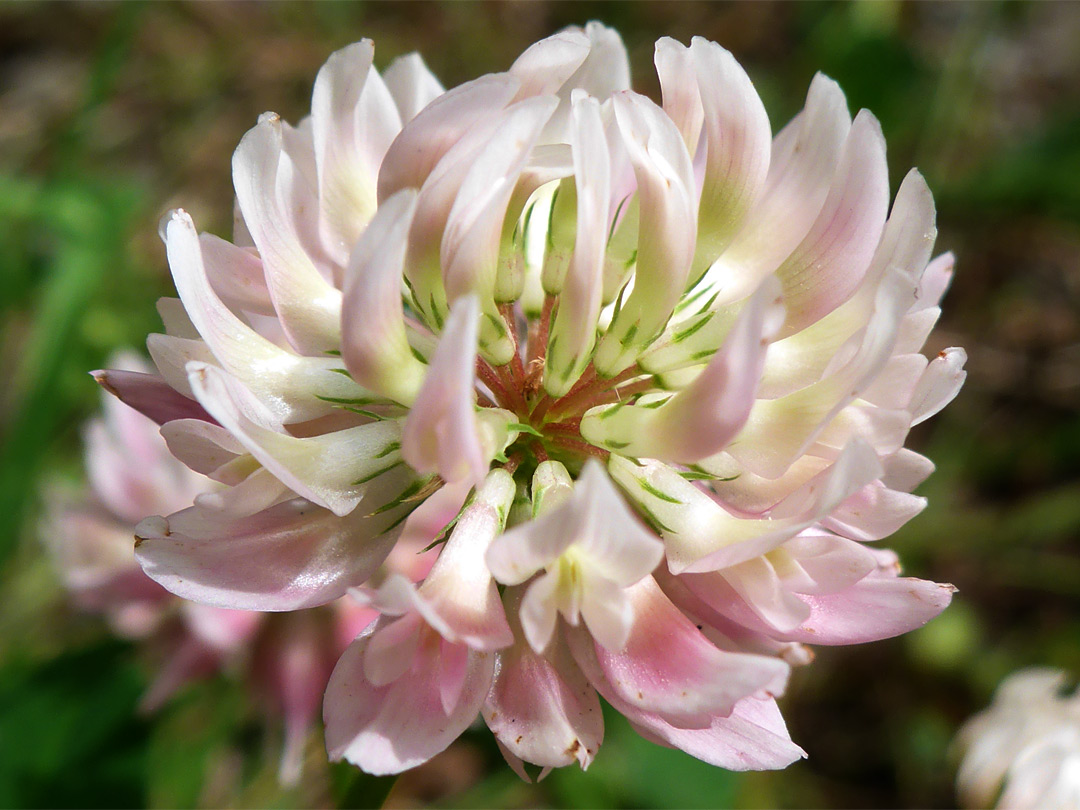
[107,23,966,776]
[955,668,1080,810]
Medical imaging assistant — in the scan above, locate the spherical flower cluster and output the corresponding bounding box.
[955,668,1080,809]
[103,24,967,776]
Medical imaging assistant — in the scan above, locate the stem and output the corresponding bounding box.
[546,364,643,422]
[476,359,510,408]
[543,418,582,435]
[495,360,529,416]
[525,295,554,369]
[547,434,608,459]
[529,392,554,424]
[502,451,524,474]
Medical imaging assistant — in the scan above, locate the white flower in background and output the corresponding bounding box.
[955,668,1080,810]
[100,23,966,776]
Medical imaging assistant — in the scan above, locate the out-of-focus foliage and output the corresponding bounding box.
[1,2,1078,808]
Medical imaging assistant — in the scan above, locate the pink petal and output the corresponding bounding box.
[779,531,878,594]
[424,488,517,645]
[629,696,808,772]
[134,473,409,611]
[324,628,495,775]
[139,636,222,714]
[83,412,190,525]
[378,73,520,202]
[881,448,935,492]
[438,636,470,714]
[193,468,291,518]
[571,577,789,725]
[158,418,243,477]
[92,369,213,425]
[787,576,956,645]
[397,477,473,550]
[571,630,805,770]
[363,611,422,687]
[821,481,926,541]
[775,110,890,335]
[684,560,812,635]
[181,602,261,652]
[199,234,275,316]
[483,606,603,771]
[248,613,341,786]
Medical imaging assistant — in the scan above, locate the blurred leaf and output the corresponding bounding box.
[145,678,253,809]
[330,762,396,810]
[0,641,149,808]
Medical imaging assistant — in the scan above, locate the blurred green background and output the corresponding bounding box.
[2,1,1079,807]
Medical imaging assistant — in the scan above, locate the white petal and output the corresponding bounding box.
[520,570,562,653]
[654,38,703,156]
[689,37,772,274]
[509,29,591,99]
[188,362,402,516]
[611,439,880,574]
[544,92,611,396]
[382,52,444,124]
[162,209,364,423]
[401,295,487,486]
[311,41,401,260]
[341,188,426,404]
[909,347,967,425]
[774,110,890,335]
[583,277,782,462]
[705,73,851,307]
[595,92,698,375]
[571,461,665,587]
[378,73,520,202]
[440,96,557,362]
[232,116,343,354]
